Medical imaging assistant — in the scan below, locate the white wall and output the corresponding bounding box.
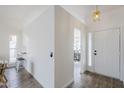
[55,6,74,87]
[86,7,124,81]
[55,6,86,87]
[0,23,22,61]
[22,6,87,88]
[23,6,55,88]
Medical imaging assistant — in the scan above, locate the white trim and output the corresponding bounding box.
[92,26,121,32]
[24,67,44,87]
[122,80,124,85]
[80,70,86,74]
[62,78,74,88]
[120,24,123,81]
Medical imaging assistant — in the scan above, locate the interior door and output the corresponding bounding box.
[93,28,120,79]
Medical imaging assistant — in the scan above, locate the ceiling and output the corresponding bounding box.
[0,5,49,29]
[0,5,123,29]
[62,5,123,24]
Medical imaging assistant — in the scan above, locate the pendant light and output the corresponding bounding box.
[93,5,101,22]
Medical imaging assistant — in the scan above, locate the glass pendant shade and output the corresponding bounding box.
[93,6,100,22]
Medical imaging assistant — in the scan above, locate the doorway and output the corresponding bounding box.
[73,28,81,81]
[9,35,17,66]
[88,28,120,79]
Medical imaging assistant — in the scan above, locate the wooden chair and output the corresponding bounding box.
[0,64,7,83]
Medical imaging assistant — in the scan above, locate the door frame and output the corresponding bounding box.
[90,26,122,80]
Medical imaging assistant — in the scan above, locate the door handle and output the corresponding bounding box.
[50,52,53,58]
[93,50,97,55]
[94,50,97,52]
[94,53,97,55]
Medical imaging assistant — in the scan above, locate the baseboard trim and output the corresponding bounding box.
[24,67,44,88]
[122,80,124,85]
[62,78,74,88]
[80,70,87,74]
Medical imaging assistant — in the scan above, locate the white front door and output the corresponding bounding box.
[93,28,120,79]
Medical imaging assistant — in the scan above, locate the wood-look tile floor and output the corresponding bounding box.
[4,68,42,88]
[1,63,123,88]
[68,62,124,88]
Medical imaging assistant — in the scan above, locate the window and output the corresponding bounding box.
[9,35,17,63]
[88,32,92,66]
[74,28,81,51]
[74,28,81,62]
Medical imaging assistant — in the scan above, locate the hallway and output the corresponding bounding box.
[0,63,123,88]
[68,62,123,88]
[0,68,43,88]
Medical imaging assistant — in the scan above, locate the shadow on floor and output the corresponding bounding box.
[68,62,123,88]
[0,68,43,88]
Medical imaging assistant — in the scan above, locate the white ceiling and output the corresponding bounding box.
[0,5,123,29]
[62,5,123,24]
[83,5,123,18]
[0,5,49,29]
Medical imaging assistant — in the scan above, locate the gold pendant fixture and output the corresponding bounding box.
[93,5,101,22]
